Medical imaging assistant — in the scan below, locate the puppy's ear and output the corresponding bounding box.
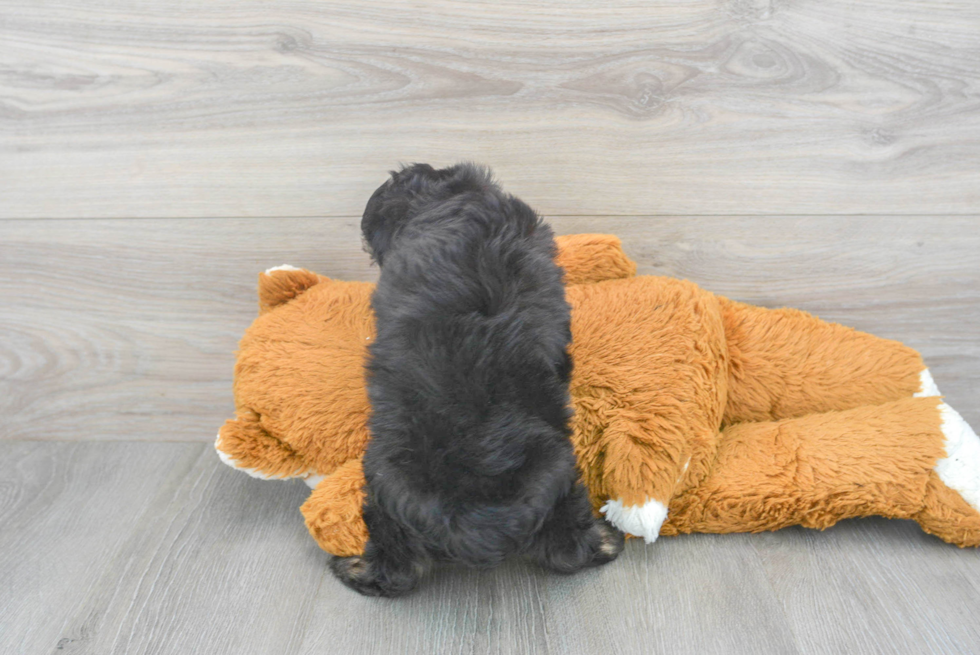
[361,178,409,266]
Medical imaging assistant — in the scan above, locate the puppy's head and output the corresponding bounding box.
[361,162,493,265]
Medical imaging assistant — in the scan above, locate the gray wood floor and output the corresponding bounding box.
[4,441,980,654]
[1,1,979,654]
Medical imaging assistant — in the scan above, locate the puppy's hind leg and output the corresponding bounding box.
[528,483,625,574]
[329,504,427,597]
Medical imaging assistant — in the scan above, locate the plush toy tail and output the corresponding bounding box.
[662,397,980,547]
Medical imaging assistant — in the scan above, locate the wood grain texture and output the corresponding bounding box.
[3,441,978,655]
[299,529,800,655]
[2,0,980,218]
[0,441,324,654]
[1,216,977,442]
[751,520,980,654]
[0,442,206,653]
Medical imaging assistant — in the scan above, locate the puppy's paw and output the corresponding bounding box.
[533,518,625,574]
[329,555,422,598]
[589,520,625,567]
[329,556,386,597]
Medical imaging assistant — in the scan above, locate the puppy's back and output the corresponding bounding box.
[365,173,575,562]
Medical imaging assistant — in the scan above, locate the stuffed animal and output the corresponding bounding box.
[216,234,980,555]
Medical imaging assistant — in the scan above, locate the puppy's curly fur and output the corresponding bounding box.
[330,163,623,597]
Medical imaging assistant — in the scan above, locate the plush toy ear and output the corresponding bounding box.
[301,458,369,556]
[554,234,637,285]
[258,265,323,314]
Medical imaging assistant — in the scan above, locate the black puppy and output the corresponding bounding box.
[330,163,624,597]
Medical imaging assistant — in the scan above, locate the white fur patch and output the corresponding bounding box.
[914,369,942,397]
[935,404,980,512]
[600,498,669,543]
[264,264,300,274]
[304,474,325,489]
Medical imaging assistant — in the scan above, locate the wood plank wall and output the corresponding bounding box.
[1,1,978,435]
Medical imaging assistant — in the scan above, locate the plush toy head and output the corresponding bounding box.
[217,234,980,555]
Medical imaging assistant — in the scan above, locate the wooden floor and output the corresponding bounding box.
[2,1,979,653]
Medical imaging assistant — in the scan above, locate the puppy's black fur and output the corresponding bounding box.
[330,163,623,597]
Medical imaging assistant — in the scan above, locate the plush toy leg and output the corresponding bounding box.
[300,458,369,557]
[719,297,927,423]
[595,411,714,544]
[572,278,729,543]
[662,397,980,547]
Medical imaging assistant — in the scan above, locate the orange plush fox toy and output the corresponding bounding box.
[216,234,980,555]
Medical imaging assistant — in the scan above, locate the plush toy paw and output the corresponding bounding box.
[911,371,980,515]
[935,402,980,513]
[915,369,942,398]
